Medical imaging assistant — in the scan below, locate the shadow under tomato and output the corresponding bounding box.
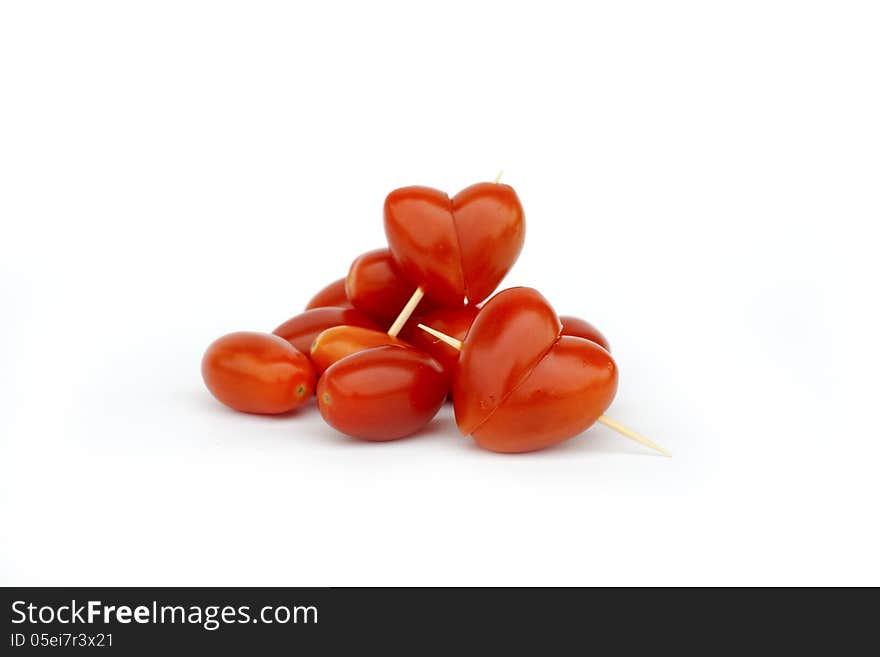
[458,424,663,458]
[317,412,460,447]
[195,388,320,420]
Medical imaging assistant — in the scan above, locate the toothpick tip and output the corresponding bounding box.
[417,323,463,350]
[597,415,671,457]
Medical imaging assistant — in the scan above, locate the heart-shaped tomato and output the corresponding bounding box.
[452,287,561,435]
[471,336,617,453]
[407,306,610,388]
[451,287,618,453]
[383,182,524,306]
[452,183,527,305]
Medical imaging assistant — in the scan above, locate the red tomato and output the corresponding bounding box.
[402,305,479,380]
[309,325,408,375]
[450,287,619,453]
[471,337,617,453]
[202,332,315,414]
[452,287,561,435]
[410,309,608,380]
[408,306,607,399]
[383,186,464,306]
[559,315,611,352]
[383,182,524,306]
[317,346,448,441]
[345,248,431,325]
[273,307,380,355]
[305,278,351,310]
[452,183,527,305]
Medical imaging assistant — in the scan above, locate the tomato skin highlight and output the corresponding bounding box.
[471,336,618,453]
[317,346,448,441]
[559,315,611,353]
[309,325,408,376]
[305,278,351,310]
[201,332,315,414]
[273,307,381,355]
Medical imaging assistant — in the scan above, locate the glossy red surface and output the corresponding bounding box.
[446,288,619,453]
[402,305,479,380]
[345,247,439,326]
[201,332,315,414]
[272,307,381,355]
[471,336,617,453]
[305,278,351,310]
[383,186,464,306]
[452,287,561,435]
[383,182,524,306]
[317,346,448,441]
[309,325,408,376]
[452,183,526,305]
[559,315,611,352]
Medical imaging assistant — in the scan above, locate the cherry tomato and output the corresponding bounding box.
[452,183,526,305]
[402,305,479,380]
[452,287,561,435]
[273,307,380,355]
[344,248,433,325]
[449,287,619,453]
[471,336,617,453]
[559,315,611,352]
[383,182,524,306]
[309,325,408,375]
[202,332,315,414]
[317,346,448,441]
[404,308,606,385]
[305,278,350,310]
[384,186,463,306]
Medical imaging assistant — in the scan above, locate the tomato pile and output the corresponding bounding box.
[202,180,659,455]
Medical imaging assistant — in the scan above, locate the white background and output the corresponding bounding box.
[2,1,878,586]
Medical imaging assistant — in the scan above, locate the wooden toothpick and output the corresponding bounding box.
[494,169,504,184]
[416,323,671,457]
[417,323,463,349]
[387,287,425,337]
[595,416,671,457]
